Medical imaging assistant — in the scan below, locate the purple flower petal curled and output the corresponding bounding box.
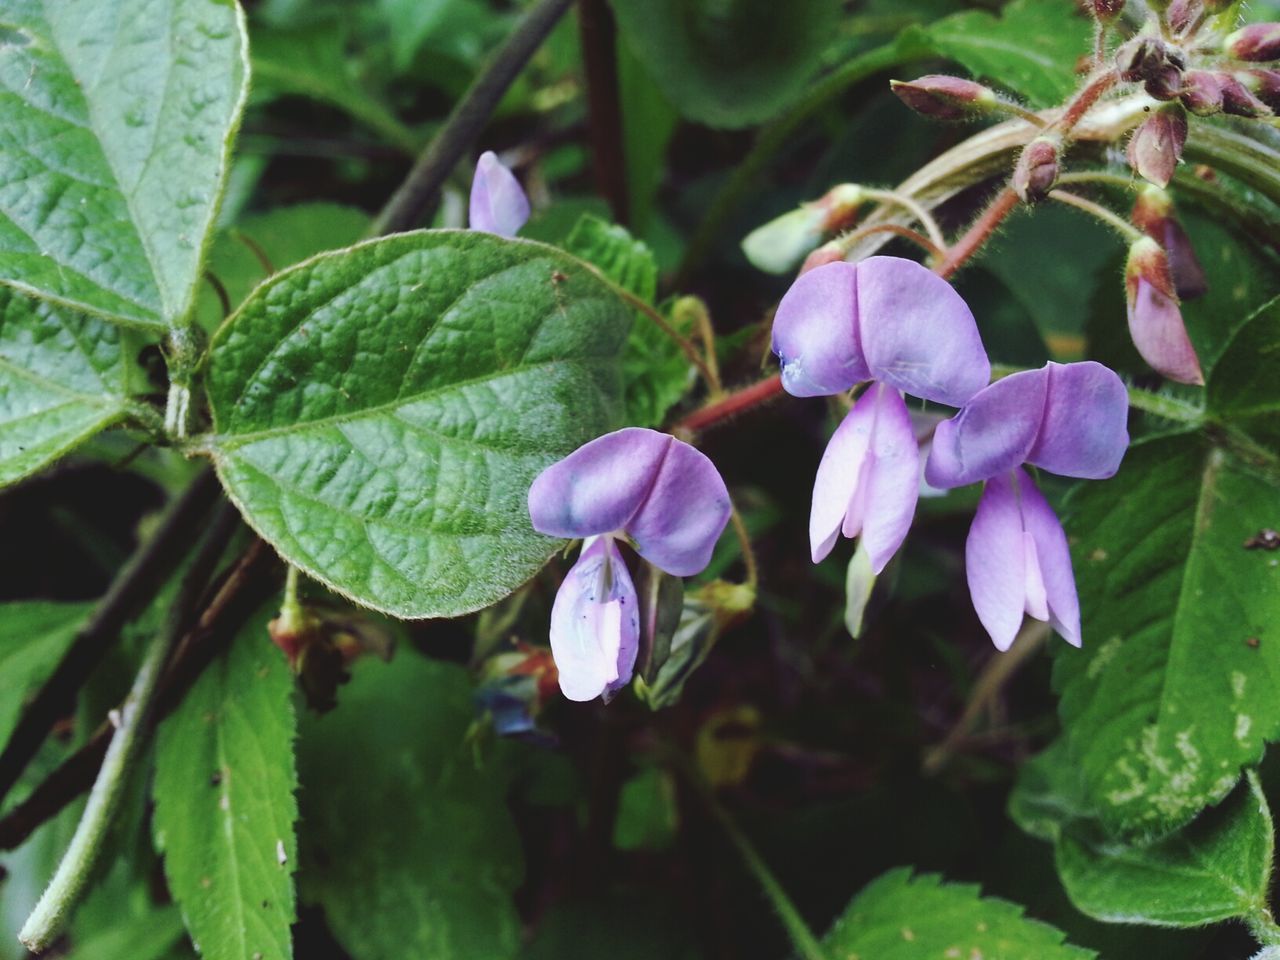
[771,262,869,397]
[855,257,990,407]
[1127,277,1204,385]
[549,537,640,701]
[966,469,1081,651]
[925,369,1046,489]
[810,383,919,573]
[469,151,530,237]
[528,428,731,578]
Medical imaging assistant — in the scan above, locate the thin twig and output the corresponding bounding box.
[862,188,948,252]
[836,223,948,263]
[577,0,628,224]
[611,285,719,389]
[0,469,221,808]
[369,0,575,236]
[672,375,785,437]
[19,501,242,951]
[936,187,1020,279]
[729,507,759,593]
[1048,188,1143,242]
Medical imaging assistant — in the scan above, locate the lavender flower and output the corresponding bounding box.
[772,256,990,572]
[469,151,530,236]
[528,428,731,701]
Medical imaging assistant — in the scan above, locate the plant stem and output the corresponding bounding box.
[672,374,785,436]
[577,0,628,224]
[729,507,759,593]
[1249,907,1280,947]
[1125,386,1204,423]
[862,189,948,251]
[937,187,1021,279]
[609,283,719,390]
[0,469,221,808]
[835,223,948,263]
[370,0,575,236]
[1056,71,1119,136]
[18,501,241,952]
[1048,189,1143,242]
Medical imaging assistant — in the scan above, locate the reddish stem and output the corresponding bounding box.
[673,374,784,435]
[1058,71,1118,135]
[936,186,1019,279]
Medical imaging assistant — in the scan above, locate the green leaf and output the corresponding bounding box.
[609,0,841,129]
[905,0,1091,106]
[823,868,1095,959]
[0,0,249,329]
[1208,295,1280,452]
[298,653,524,960]
[0,602,90,750]
[1057,772,1274,927]
[0,290,137,486]
[195,203,371,332]
[564,215,693,428]
[1055,432,1280,841]
[205,230,629,618]
[152,606,298,960]
[1007,738,1093,844]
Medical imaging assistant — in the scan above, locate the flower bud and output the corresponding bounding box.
[1091,0,1126,21]
[1179,70,1225,115]
[799,242,844,275]
[1126,105,1188,188]
[1117,36,1170,82]
[1226,24,1280,61]
[1220,73,1274,117]
[1145,64,1184,100]
[1239,69,1280,110]
[890,74,1000,120]
[1124,237,1204,384]
[1166,0,1196,33]
[1013,135,1061,203]
[1130,185,1207,300]
[742,184,864,274]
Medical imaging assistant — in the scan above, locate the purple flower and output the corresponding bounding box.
[773,256,989,569]
[925,361,1130,489]
[1125,238,1204,385]
[469,151,530,237]
[528,428,732,701]
[967,468,1080,651]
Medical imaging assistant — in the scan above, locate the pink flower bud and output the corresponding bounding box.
[1166,0,1196,33]
[1013,136,1061,203]
[890,75,999,120]
[1179,70,1225,115]
[1220,73,1274,117]
[1226,23,1280,61]
[1130,186,1207,300]
[1091,0,1126,22]
[1239,69,1280,110]
[1145,64,1184,100]
[1126,105,1188,188]
[1124,237,1203,384]
[1117,36,1171,82]
[798,242,844,275]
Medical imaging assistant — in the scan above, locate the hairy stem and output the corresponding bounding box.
[937,187,1020,279]
[370,0,574,236]
[0,469,221,808]
[862,189,948,251]
[836,223,948,263]
[1048,189,1143,242]
[19,501,241,951]
[672,375,785,436]
[729,507,760,593]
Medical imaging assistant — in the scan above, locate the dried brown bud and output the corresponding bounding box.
[1091,0,1126,21]
[1117,36,1171,82]
[1013,136,1061,203]
[1126,105,1188,188]
[1226,23,1280,62]
[890,75,1000,120]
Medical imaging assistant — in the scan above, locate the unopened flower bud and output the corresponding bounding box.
[1166,0,1196,33]
[1226,23,1280,61]
[1130,186,1207,300]
[1179,70,1225,115]
[1117,36,1171,82]
[1220,73,1274,117]
[890,75,1000,120]
[1239,69,1280,110]
[1124,237,1204,384]
[742,184,864,274]
[1091,0,1126,21]
[1145,64,1184,100]
[1126,105,1188,187]
[1013,135,1061,203]
[799,242,845,275]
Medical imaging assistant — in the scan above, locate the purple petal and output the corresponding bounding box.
[771,262,869,397]
[627,438,732,577]
[1127,277,1204,385]
[810,384,919,572]
[469,151,530,237]
[966,472,1029,652]
[529,428,674,539]
[925,369,1047,489]
[854,257,990,406]
[549,537,640,701]
[1027,362,1129,480]
[1017,473,1081,646]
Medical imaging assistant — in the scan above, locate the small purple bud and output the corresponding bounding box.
[1125,237,1204,384]
[1126,105,1188,188]
[469,151,530,237]
[890,75,999,120]
[966,468,1080,651]
[1091,0,1126,22]
[1013,135,1061,203]
[1130,185,1207,299]
[1145,64,1185,101]
[1166,0,1196,33]
[1220,73,1274,117]
[1179,70,1225,115]
[1226,24,1280,62]
[1117,36,1171,82]
[1240,69,1280,110]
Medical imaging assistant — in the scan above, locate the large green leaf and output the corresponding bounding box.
[1209,295,1280,451]
[564,214,693,428]
[1054,432,1280,841]
[0,602,90,749]
[823,868,1095,959]
[205,230,629,618]
[609,0,841,129]
[0,290,137,486]
[904,0,1091,107]
[298,654,524,960]
[152,607,297,960]
[0,0,250,329]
